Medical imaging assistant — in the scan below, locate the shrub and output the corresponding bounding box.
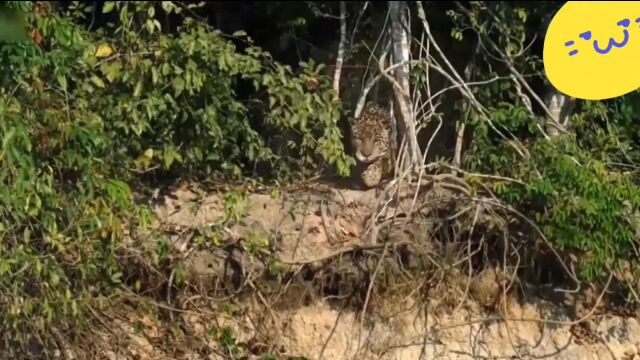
[0,0,352,351]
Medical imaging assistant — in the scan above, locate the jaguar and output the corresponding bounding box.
[349,103,394,188]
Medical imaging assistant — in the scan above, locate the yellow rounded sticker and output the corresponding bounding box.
[544,1,640,100]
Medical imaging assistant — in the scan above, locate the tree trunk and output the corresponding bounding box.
[388,0,422,174]
[453,41,479,171]
[333,1,347,100]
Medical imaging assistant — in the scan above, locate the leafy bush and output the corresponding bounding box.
[88,1,353,180]
[462,79,640,283]
[0,0,353,352]
[445,2,640,283]
[481,137,640,280]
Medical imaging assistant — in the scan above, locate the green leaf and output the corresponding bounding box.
[50,272,60,286]
[151,67,159,85]
[90,75,106,88]
[163,149,176,169]
[102,1,115,13]
[111,272,123,283]
[161,1,174,12]
[173,77,185,96]
[161,62,171,76]
[57,75,68,91]
[175,264,185,285]
[101,61,123,83]
[232,30,247,37]
[35,259,42,276]
[134,80,143,97]
[146,19,155,33]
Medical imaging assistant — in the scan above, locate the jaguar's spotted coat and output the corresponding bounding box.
[349,103,394,188]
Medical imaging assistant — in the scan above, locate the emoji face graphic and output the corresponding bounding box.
[544,1,640,100]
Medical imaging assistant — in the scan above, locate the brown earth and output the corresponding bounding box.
[90,181,640,360]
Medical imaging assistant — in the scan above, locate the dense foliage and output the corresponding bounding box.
[452,2,640,282]
[0,0,351,353]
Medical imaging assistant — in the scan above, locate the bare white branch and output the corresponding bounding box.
[332,1,347,99]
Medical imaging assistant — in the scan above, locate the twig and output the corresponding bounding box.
[280,242,407,265]
[166,246,195,321]
[317,308,344,360]
[357,241,389,355]
[437,164,527,186]
[349,1,370,51]
[320,200,338,245]
[418,1,536,162]
[435,271,613,332]
[453,205,481,314]
[473,197,580,289]
[358,7,390,109]
[453,1,568,135]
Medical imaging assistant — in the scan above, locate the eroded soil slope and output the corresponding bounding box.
[98,181,640,360]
